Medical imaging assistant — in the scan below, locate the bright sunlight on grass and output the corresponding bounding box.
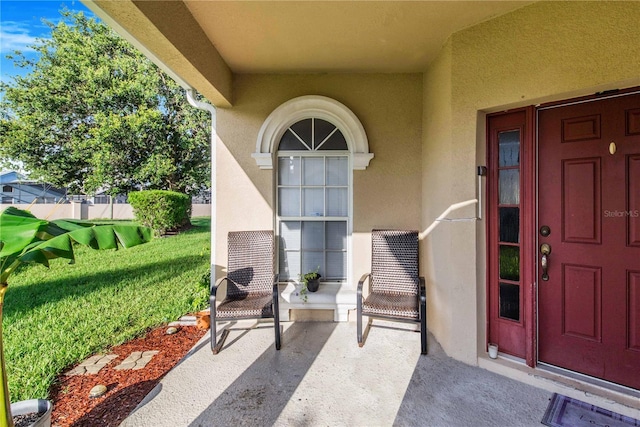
[3,217,211,402]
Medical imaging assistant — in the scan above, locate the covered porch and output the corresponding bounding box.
[84,0,640,416]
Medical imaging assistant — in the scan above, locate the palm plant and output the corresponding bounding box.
[0,207,152,427]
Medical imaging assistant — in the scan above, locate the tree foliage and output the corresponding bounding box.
[0,9,211,196]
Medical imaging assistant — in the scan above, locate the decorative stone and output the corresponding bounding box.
[166,327,178,335]
[65,354,117,376]
[65,366,86,376]
[89,384,107,398]
[114,362,136,371]
[79,355,104,366]
[128,352,143,361]
[114,350,160,370]
[84,365,103,374]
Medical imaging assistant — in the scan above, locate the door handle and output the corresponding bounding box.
[540,243,552,281]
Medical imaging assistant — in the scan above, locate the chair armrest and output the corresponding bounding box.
[357,273,371,299]
[211,276,229,306]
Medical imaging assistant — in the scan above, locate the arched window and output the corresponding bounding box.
[252,95,373,170]
[278,118,348,151]
[255,95,372,288]
[277,118,349,281]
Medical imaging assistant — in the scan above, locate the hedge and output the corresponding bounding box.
[128,190,191,236]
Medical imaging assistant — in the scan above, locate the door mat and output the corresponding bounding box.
[542,393,640,427]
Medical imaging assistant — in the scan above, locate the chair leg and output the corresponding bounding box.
[212,329,229,355]
[274,312,281,351]
[210,314,217,353]
[273,286,281,350]
[420,299,427,355]
[357,298,363,347]
[211,314,230,355]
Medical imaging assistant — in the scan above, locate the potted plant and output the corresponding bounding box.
[0,207,152,427]
[298,267,321,302]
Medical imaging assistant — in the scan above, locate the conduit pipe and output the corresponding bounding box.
[419,168,485,239]
[186,89,217,284]
[419,199,478,239]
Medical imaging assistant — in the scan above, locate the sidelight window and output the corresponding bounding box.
[487,107,534,360]
[497,129,521,321]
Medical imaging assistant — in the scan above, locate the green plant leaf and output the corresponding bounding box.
[0,207,83,260]
[113,224,152,247]
[1,207,152,282]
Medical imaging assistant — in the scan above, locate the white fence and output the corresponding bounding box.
[0,202,211,220]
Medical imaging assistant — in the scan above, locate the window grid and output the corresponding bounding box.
[278,220,347,281]
[277,117,350,282]
[278,154,348,281]
[496,128,522,323]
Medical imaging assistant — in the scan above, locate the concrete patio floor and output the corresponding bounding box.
[121,319,558,426]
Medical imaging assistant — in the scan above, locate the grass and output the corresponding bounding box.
[3,217,211,402]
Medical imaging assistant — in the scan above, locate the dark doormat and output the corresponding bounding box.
[542,393,640,427]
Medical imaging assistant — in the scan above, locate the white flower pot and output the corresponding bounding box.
[488,343,499,359]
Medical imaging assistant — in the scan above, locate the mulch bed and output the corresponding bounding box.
[49,325,207,427]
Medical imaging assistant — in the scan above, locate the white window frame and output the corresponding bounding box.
[276,150,352,284]
[252,95,373,170]
[255,95,371,290]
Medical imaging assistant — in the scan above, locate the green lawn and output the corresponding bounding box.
[3,217,211,402]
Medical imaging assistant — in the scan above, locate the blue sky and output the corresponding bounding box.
[1,0,93,83]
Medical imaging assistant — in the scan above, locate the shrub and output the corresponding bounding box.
[128,190,191,236]
[191,268,211,311]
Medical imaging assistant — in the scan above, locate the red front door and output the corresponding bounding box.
[538,92,640,390]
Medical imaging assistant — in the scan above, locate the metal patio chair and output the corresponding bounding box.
[357,229,427,354]
[210,230,281,354]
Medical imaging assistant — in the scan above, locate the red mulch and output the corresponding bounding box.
[49,325,207,427]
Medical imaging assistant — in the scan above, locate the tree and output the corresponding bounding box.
[0,10,211,197]
[0,207,152,426]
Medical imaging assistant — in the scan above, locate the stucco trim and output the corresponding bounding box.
[253,95,373,169]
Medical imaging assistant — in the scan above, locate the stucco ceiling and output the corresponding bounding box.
[86,1,534,106]
[184,1,531,74]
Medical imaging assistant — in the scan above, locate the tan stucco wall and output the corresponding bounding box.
[422,1,640,365]
[422,41,460,356]
[215,74,423,284]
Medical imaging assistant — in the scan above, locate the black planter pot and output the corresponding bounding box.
[307,276,321,292]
